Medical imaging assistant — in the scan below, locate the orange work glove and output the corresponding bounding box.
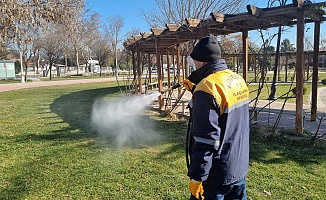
[189,179,204,199]
[183,79,195,92]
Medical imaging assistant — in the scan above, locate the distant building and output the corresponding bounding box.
[0,60,15,79]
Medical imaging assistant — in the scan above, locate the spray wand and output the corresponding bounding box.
[160,82,183,94]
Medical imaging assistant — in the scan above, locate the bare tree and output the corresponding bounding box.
[0,0,85,82]
[37,24,66,80]
[67,11,100,74]
[0,0,84,43]
[141,0,248,28]
[0,44,10,60]
[89,31,111,76]
[6,29,35,82]
[105,15,124,78]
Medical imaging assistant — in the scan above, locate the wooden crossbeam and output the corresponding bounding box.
[132,35,142,41]
[166,24,180,32]
[247,5,261,16]
[140,32,152,39]
[127,37,136,44]
[305,11,321,22]
[125,2,326,56]
[210,13,225,22]
[151,28,164,35]
[186,18,200,27]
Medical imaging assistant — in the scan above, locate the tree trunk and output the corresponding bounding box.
[49,64,52,80]
[37,51,40,74]
[24,61,28,82]
[76,50,80,74]
[65,52,68,74]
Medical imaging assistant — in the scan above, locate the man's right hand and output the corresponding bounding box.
[183,79,195,92]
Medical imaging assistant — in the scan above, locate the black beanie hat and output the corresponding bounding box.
[190,34,221,62]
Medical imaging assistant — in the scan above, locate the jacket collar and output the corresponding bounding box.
[187,59,228,84]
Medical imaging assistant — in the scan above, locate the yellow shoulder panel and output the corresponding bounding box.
[195,70,249,113]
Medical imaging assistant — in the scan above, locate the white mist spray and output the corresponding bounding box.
[91,93,160,147]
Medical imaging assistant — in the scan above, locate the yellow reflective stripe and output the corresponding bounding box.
[224,99,250,113]
[194,136,220,147]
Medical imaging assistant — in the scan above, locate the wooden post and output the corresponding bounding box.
[148,53,152,85]
[176,44,181,95]
[172,52,175,77]
[262,54,266,82]
[233,57,236,72]
[182,55,186,80]
[311,21,320,121]
[185,55,189,78]
[306,60,309,81]
[131,49,137,94]
[278,55,281,81]
[285,53,288,82]
[136,43,142,94]
[242,30,248,83]
[254,56,257,82]
[155,37,163,109]
[202,26,208,37]
[167,51,171,88]
[160,54,164,80]
[296,9,304,133]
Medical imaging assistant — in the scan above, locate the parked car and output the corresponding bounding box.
[169,67,174,74]
[169,66,178,74]
[151,67,157,73]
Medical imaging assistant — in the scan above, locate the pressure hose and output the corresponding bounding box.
[160,83,196,198]
[160,83,191,168]
[186,116,191,169]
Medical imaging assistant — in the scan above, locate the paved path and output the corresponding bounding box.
[176,88,326,135]
[0,77,117,93]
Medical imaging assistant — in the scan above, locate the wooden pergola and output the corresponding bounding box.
[124,1,326,133]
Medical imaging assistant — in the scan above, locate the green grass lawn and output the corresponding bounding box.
[246,69,326,83]
[0,79,33,84]
[248,82,326,104]
[39,74,116,81]
[0,82,325,199]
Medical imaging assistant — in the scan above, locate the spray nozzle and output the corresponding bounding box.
[160,83,183,94]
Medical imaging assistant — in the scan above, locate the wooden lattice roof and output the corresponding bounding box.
[124,2,326,55]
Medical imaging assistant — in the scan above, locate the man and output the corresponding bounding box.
[184,34,250,200]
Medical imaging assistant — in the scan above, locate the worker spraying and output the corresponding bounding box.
[182,34,250,200]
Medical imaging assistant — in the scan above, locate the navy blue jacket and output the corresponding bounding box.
[187,59,250,186]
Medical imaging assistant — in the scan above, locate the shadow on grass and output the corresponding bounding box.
[0,172,29,200]
[10,84,188,151]
[11,87,119,143]
[45,86,187,150]
[48,86,120,140]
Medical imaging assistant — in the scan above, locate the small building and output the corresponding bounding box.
[88,60,100,73]
[0,60,16,80]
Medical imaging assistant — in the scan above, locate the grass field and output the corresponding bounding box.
[247,82,326,104]
[246,70,326,83]
[0,82,325,199]
[39,74,116,81]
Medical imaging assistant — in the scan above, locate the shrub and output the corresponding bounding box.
[291,85,308,96]
[321,79,326,85]
[14,61,21,74]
